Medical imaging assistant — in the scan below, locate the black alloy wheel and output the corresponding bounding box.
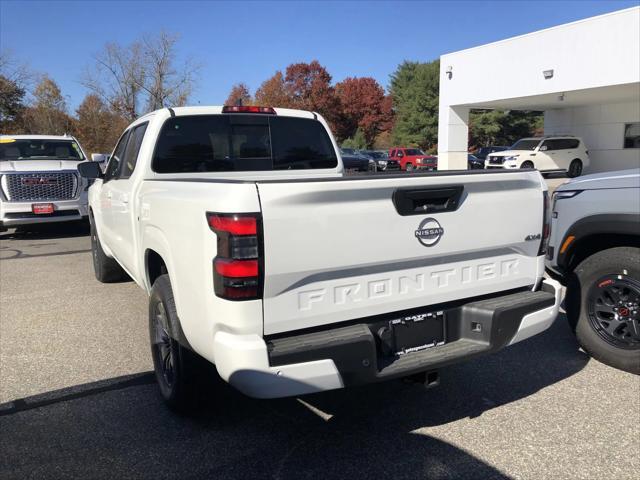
[151,299,177,388]
[586,274,640,350]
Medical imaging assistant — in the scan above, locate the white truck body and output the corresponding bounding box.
[81,106,561,400]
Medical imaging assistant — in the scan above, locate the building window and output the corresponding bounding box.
[624,123,640,148]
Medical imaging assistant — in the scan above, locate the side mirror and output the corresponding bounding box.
[397,152,404,158]
[78,161,104,179]
[539,145,548,151]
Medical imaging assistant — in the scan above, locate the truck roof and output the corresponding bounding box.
[151,105,318,120]
[0,134,77,141]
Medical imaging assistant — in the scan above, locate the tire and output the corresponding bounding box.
[567,159,583,178]
[521,161,534,169]
[566,247,640,374]
[90,214,129,283]
[149,274,212,411]
[405,163,414,172]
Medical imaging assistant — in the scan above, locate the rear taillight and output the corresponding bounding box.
[208,213,262,300]
[222,106,276,114]
[539,191,550,255]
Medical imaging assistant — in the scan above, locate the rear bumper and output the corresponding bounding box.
[213,279,561,399]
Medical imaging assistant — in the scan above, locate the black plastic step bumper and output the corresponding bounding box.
[267,287,557,387]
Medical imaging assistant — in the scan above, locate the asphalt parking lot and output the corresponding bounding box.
[0,178,638,480]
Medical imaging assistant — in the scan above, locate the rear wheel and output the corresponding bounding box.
[90,214,129,283]
[405,163,414,172]
[567,247,640,374]
[149,274,213,411]
[567,159,583,178]
[521,161,534,169]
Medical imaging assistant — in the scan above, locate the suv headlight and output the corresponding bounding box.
[504,155,519,161]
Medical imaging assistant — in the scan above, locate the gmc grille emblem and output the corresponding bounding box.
[22,177,58,186]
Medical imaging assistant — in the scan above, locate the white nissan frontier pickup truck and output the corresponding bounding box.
[78,105,561,410]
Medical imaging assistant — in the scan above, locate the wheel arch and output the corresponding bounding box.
[559,214,640,273]
[144,244,193,351]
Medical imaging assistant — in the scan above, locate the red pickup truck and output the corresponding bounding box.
[389,148,437,171]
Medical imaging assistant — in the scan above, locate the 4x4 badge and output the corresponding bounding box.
[415,218,444,247]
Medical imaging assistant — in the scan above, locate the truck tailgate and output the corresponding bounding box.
[257,172,545,335]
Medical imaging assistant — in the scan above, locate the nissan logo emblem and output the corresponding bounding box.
[415,218,444,247]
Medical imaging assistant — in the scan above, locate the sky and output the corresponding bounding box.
[1,0,638,110]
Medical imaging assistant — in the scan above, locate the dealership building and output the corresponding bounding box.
[437,6,640,173]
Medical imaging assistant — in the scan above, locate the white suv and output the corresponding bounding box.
[485,136,589,177]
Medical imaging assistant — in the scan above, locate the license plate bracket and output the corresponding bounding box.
[389,311,445,356]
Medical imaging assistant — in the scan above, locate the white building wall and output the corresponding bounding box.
[438,7,640,171]
[545,101,640,173]
[439,7,640,107]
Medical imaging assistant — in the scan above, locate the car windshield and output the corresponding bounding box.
[0,139,85,161]
[510,139,540,151]
[404,148,425,156]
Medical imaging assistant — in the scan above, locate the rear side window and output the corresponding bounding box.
[121,122,148,178]
[564,139,580,149]
[105,131,130,181]
[152,114,337,173]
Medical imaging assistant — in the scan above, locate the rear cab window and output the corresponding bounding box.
[152,114,338,173]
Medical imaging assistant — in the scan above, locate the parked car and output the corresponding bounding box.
[468,154,484,170]
[78,104,560,410]
[340,148,357,155]
[341,153,370,172]
[389,147,437,171]
[485,136,589,177]
[546,169,640,374]
[359,150,400,171]
[475,146,509,160]
[0,134,91,231]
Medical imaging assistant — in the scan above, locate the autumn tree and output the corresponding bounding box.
[389,60,439,150]
[335,77,392,146]
[75,94,128,154]
[225,83,252,106]
[0,50,33,132]
[284,60,340,125]
[21,76,73,134]
[254,71,294,107]
[83,31,199,120]
[83,41,145,120]
[141,31,199,111]
[0,75,25,132]
[341,128,367,150]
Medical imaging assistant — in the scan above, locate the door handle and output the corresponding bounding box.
[121,194,129,204]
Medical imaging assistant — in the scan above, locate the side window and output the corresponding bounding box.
[120,122,149,178]
[390,149,396,157]
[541,139,559,151]
[624,123,640,148]
[565,139,580,149]
[104,130,130,181]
